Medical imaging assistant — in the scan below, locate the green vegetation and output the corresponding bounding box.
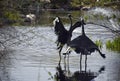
[50,0,69,9]
[0,0,120,26]
[70,0,120,9]
[0,0,21,26]
[70,0,82,7]
[94,37,120,52]
[106,37,120,52]
[95,40,103,49]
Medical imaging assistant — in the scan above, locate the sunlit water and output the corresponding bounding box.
[0,8,120,81]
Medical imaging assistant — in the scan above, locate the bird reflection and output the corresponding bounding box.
[53,62,105,81]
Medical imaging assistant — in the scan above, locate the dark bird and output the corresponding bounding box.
[53,15,82,63]
[64,19,106,70]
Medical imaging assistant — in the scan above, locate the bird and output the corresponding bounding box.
[53,15,83,63]
[24,13,36,23]
[64,18,106,71]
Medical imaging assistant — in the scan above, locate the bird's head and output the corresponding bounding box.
[68,14,72,19]
[53,17,60,26]
[81,18,86,25]
[53,16,65,36]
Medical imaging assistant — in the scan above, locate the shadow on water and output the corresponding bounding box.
[52,60,105,81]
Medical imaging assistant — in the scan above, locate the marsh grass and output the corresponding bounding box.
[95,40,103,49]
[106,37,120,52]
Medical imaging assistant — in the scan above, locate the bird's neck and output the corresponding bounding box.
[69,15,72,28]
[70,18,72,28]
[67,30,72,43]
[82,24,85,35]
[68,16,73,40]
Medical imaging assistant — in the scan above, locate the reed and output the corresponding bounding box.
[106,37,120,52]
[95,40,103,49]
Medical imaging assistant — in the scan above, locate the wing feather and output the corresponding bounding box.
[53,17,69,52]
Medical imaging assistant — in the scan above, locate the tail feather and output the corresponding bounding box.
[96,49,106,59]
[100,53,106,58]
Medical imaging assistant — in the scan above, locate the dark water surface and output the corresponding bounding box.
[0,8,120,81]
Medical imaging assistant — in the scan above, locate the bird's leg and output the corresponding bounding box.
[80,53,82,72]
[85,54,87,72]
[63,47,71,71]
[59,52,61,65]
[64,54,66,71]
[59,48,62,65]
[67,54,70,73]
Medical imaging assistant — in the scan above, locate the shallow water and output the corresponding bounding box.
[0,25,120,81]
